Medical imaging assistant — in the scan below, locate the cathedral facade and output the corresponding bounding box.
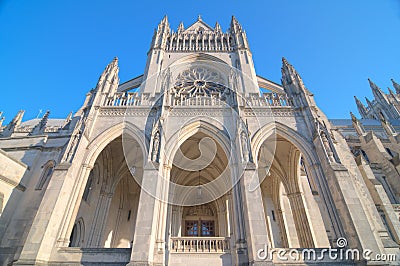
[0,16,399,265]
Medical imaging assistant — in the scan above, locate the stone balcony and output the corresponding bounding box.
[170,237,230,253]
[103,91,293,108]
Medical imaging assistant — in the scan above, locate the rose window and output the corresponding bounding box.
[174,67,226,96]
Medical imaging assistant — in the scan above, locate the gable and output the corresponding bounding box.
[184,20,214,33]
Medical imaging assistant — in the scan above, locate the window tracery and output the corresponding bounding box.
[173,67,227,97]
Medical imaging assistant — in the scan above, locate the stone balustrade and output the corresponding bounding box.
[170,237,230,253]
[246,92,293,107]
[170,92,228,107]
[103,91,292,108]
[105,92,155,107]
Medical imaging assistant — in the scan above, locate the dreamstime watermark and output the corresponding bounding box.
[257,238,397,262]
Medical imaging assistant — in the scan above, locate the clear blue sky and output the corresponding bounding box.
[1,0,399,123]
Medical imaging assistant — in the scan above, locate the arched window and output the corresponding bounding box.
[82,171,93,202]
[69,218,85,247]
[36,161,55,190]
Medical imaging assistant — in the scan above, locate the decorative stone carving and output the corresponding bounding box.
[321,131,335,163]
[186,204,214,216]
[151,130,160,162]
[174,67,226,97]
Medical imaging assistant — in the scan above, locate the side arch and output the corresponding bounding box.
[84,121,148,168]
[251,121,317,168]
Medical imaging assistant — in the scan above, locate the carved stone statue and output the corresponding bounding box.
[151,130,160,162]
[240,130,249,162]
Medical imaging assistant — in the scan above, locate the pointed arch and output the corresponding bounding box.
[164,118,237,168]
[251,121,317,168]
[84,121,148,168]
[36,160,56,190]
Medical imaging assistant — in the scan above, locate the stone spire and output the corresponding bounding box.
[380,112,397,137]
[30,110,50,135]
[151,15,170,50]
[95,57,120,95]
[62,111,73,129]
[230,16,249,49]
[177,22,184,33]
[369,78,388,104]
[1,110,24,137]
[281,57,307,94]
[214,21,222,33]
[350,112,366,136]
[354,96,368,118]
[9,110,24,127]
[230,16,243,33]
[391,79,400,94]
[364,97,377,119]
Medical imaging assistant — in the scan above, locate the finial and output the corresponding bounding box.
[215,21,221,32]
[282,57,289,65]
[178,22,184,33]
[368,78,380,91]
[350,111,357,121]
[197,14,202,21]
[391,78,400,94]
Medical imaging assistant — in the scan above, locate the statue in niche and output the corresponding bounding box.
[240,130,250,163]
[151,130,160,162]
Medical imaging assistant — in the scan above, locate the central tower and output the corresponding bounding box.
[131,16,260,97]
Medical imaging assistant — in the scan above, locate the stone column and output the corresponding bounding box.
[87,191,113,247]
[15,162,90,264]
[230,164,248,265]
[286,191,315,248]
[275,208,289,248]
[241,164,272,265]
[129,166,161,266]
[153,165,170,264]
[299,175,330,247]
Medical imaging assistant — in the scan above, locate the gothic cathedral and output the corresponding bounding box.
[0,16,399,266]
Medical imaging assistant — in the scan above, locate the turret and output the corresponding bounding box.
[354,96,368,118]
[150,15,170,50]
[230,16,249,49]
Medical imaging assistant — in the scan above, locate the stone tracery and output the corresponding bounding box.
[173,67,227,97]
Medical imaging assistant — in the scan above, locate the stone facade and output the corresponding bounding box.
[0,16,399,265]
